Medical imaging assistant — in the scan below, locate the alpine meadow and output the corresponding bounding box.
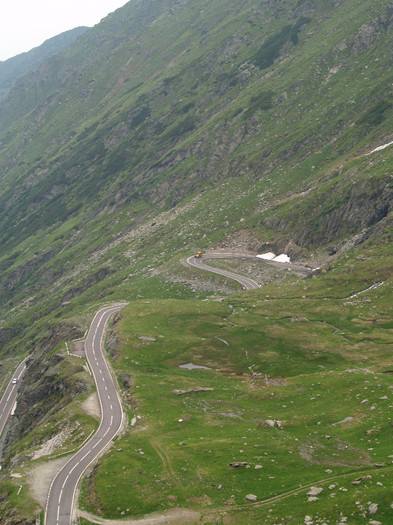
[0,1,393,524]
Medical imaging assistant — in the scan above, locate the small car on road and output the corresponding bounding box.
[12,378,18,384]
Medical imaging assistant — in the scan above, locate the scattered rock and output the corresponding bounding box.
[374,463,386,468]
[229,462,248,468]
[138,336,156,342]
[245,494,257,502]
[308,496,319,502]
[369,521,382,525]
[172,387,214,395]
[178,442,185,446]
[376,481,383,486]
[291,315,309,322]
[352,477,366,486]
[307,487,323,496]
[368,503,378,515]
[263,419,283,428]
[255,465,263,470]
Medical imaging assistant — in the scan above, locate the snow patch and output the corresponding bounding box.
[367,140,393,155]
[273,254,291,263]
[256,252,276,260]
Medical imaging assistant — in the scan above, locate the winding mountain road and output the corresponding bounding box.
[186,252,311,289]
[187,254,260,289]
[0,357,28,438]
[45,304,125,525]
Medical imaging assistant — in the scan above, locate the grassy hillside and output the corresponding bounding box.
[1,0,393,351]
[77,248,393,523]
[0,0,392,523]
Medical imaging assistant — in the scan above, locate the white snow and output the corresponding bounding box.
[257,252,276,260]
[367,140,393,155]
[273,254,291,263]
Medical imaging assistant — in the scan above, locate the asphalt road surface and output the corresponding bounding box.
[187,254,260,290]
[187,252,312,290]
[45,304,125,525]
[0,358,28,438]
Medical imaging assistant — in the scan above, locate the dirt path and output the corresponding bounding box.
[27,456,71,506]
[78,508,200,524]
[151,438,175,477]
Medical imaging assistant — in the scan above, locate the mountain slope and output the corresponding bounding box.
[0,0,392,350]
[0,1,392,522]
[0,27,88,101]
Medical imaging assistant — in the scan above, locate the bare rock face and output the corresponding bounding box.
[2,321,87,465]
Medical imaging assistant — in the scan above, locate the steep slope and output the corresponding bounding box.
[0,27,88,101]
[1,0,393,348]
[0,0,392,523]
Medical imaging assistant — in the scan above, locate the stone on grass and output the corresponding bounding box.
[255,464,263,470]
[307,487,323,496]
[229,461,248,468]
[352,479,363,486]
[368,503,378,515]
[308,496,319,502]
[245,494,257,502]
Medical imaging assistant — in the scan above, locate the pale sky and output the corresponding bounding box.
[0,0,130,61]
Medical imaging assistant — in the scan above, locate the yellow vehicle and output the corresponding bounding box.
[195,250,203,258]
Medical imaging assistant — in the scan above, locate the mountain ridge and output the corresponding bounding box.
[0,26,88,101]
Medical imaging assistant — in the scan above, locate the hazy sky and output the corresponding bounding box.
[0,0,130,61]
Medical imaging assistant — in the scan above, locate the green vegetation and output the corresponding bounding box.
[0,0,392,523]
[79,247,393,523]
[252,17,310,70]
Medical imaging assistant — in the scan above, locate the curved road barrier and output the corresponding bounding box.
[45,304,125,525]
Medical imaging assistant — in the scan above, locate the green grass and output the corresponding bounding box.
[1,0,393,522]
[79,249,393,522]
